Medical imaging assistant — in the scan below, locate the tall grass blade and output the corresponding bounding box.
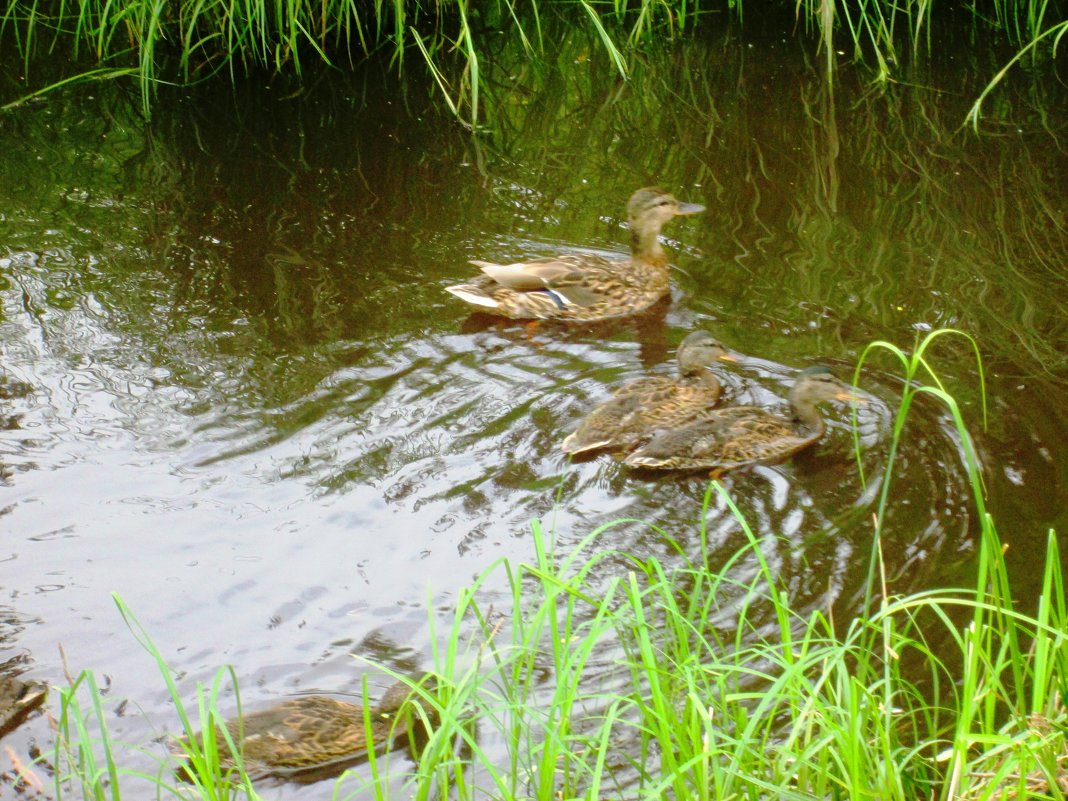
[966,19,1068,130]
[580,1,628,78]
[0,67,139,110]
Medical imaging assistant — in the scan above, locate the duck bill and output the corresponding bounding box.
[674,202,705,216]
[717,353,737,362]
[836,391,866,404]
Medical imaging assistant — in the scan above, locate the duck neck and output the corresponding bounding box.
[679,364,718,388]
[788,393,825,435]
[630,226,667,266]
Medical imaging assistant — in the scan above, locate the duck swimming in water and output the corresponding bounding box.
[177,679,431,781]
[623,366,861,473]
[446,187,704,321]
[561,331,735,456]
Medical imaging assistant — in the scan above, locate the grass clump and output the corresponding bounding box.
[48,333,1068,800]
[1,0,1065,123]
[53,606,261,801]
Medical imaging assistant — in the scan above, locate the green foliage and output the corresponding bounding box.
[965,18,1068,129]
[0,0,1064,122]
[54,597,261,800]
[0,0,692,122]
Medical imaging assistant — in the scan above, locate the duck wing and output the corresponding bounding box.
[625,408,811,470]
[562,377,671,455]
[471,255,612,307]
[471,258,585,290]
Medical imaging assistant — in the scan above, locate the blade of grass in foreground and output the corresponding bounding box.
[55,516,1066,801]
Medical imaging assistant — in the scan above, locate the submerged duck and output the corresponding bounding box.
[178,679,428,781]
[561,331,736,456]
[445,187,705,321]
[0,676,47,739]
[623,366,860,472]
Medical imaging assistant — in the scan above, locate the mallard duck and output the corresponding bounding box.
[561,331,736,456]
[0,676,46,739]
[445,187,705,321]
[178,679,429,781]
[623,366,860,472]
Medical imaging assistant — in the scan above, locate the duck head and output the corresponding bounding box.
[790,366,863,408]
[676,331,735,375]
[627,187,705,236]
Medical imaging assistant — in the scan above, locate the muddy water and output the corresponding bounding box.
[1,18,1066,799]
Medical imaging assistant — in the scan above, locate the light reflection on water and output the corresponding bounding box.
[1,18,1066,798]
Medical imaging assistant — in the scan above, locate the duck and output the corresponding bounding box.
[623,366,861,472]
[445,187,705,321]
[561,331,736,456]
[0,676,46,739]
[177,679,430,781]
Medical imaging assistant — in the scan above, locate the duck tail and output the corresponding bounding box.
[445,284,501,309]
[621,453,667,469]
[561,434,612,456]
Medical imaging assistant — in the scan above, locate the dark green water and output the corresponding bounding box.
[1,19,1066,798]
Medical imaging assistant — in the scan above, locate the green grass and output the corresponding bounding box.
[54,604,261,801]
[0,0,1065,123]
[45,332,1068,800]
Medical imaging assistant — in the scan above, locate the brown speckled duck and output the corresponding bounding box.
[561,332,736,456]
[178,679,430,781]
[624,366,860,472]
[0,676,46,739]
[446,187,704,321]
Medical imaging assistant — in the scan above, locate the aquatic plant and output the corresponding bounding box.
[53,605,261,801]
[45,332,1068,801]
[0,0,1064,123]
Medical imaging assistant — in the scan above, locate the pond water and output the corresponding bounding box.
[1,16,1066,799]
